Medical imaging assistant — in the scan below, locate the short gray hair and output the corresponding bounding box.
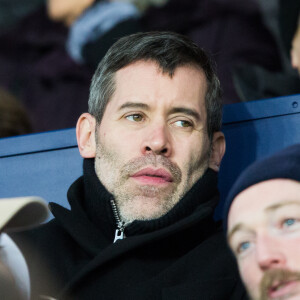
[88,31,222,140]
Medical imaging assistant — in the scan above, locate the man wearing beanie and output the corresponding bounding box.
[224,143,300,300]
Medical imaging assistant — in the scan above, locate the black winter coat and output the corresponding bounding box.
[14,159,247,300]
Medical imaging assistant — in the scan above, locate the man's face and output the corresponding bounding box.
[93,60,217,223]
[228,179,300,300]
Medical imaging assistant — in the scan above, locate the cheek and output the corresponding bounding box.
[178,139,209,171]
[285,239,300,267]
[238,257,262,294]
[99,128,140,159]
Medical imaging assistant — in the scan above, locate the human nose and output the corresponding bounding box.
[140,123,172,156]
[256,234,286,271]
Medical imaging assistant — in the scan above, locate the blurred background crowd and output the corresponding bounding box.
[0,0,299,137]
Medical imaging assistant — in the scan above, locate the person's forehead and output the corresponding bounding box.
[111,60,208,108]
[228,179,300,229]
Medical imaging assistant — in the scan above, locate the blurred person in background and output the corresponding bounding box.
[224,144,300,300]
[0,87,32,138]
[0,0,94,133]
[51,0,167,67]
[141,0,300,102]
[63,0,300,104]
[0,0,151,134]
[231,0,300,101]
[1,0,298,135]
[47,0,96,26]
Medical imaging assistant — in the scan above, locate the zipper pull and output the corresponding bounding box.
[111,199,127,243]
[114,228,125,243]
[114,221,126,243]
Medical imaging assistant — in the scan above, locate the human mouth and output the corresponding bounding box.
[131,168,173,185]
[268,280,300,299]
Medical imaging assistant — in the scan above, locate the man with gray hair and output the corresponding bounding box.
[15,31,247,299]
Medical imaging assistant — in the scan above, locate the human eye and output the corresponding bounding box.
[230,234,253,257]
[125,113,144,122]
[172,119,194,129]
[236,241,252,255]
[283,218,297,227]
[280,218,300,230]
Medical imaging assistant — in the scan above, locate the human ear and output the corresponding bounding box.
[76,113,97,158]
[208,131,226,172]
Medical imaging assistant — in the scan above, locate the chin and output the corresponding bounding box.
[119,196,177,222]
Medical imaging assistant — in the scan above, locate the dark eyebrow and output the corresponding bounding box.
[169,107,201,122]
[118,102,201,122]
[118,102,150,111]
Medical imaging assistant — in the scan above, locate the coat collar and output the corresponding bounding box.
[50,158,220,254]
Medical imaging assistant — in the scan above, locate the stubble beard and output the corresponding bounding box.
[94,141,209,224]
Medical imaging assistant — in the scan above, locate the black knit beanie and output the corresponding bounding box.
[223,143,300,232]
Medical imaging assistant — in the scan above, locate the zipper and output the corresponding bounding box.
[110,199,127,243]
